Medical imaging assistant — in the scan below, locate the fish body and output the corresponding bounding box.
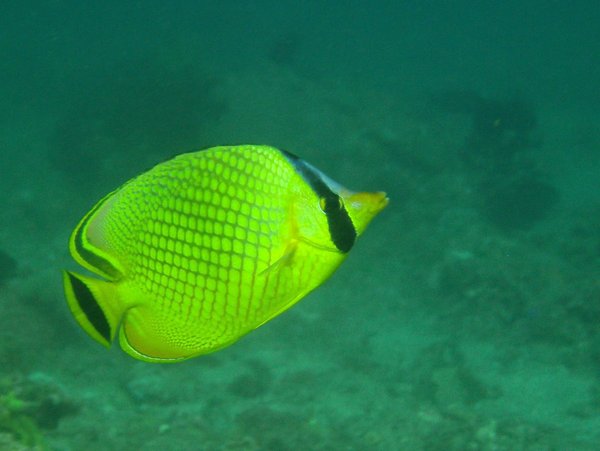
[63,145,387,362]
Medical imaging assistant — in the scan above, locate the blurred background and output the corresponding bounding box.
[0,1,599,449]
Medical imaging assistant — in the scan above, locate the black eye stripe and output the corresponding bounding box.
[282,150,356,253]
[322,196,338,211]
[323,199,355,252]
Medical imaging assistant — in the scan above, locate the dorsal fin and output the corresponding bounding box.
[69,189,125,280]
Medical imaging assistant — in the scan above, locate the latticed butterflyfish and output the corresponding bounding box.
[63,145,388,362]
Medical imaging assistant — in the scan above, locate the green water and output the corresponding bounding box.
[1,1,599,450]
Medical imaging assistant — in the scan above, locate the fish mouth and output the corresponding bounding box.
[373,191,389,212]
[346,191,389,214]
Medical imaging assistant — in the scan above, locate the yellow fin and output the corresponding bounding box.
[117,306,230,363]
[63,271,124,347]
[117,306,185,363]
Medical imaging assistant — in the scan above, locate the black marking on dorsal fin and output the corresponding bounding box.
[72,190,123,280]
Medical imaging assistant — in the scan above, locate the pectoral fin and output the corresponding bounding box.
[259,239,298,276]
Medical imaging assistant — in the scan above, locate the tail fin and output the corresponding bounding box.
[63,271,124,347]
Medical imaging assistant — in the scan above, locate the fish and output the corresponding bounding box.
[63,145,388,362]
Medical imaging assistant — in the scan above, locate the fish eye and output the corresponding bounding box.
[319,196,343,213]
[319,197,327,213]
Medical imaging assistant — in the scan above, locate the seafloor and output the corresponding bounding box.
[1,59,599,450]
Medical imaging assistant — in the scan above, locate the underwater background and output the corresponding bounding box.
[1,1,599,450]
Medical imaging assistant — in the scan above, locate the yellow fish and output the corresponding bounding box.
[63,145,387,362]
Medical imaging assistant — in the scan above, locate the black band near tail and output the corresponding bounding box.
[67,272,111,342]
[282,150,356,253]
